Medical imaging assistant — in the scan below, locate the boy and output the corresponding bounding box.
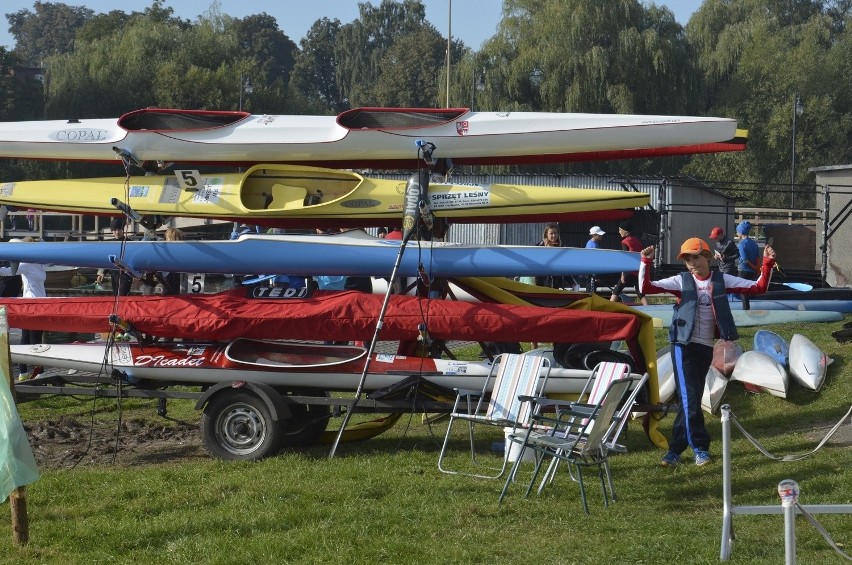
[639,237,776,467]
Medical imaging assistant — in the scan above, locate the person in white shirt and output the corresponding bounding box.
[639,237,776,468]
[0,237,47,380]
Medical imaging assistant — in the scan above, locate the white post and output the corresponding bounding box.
[778,479,799,565]
[720,404,734,561]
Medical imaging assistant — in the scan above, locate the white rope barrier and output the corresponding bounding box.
[720,404,852,562]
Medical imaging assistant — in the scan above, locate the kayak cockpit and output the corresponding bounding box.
[118,108,250,132]
[225,338,367,368]
[337,107,468,130]
[239,166,360,211]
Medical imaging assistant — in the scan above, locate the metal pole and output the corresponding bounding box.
[821,184,829,286]
[446,0,451,108]
[720,404,734,561]
[778,479,800,565]
[238,73,244,112]
[791,94,797,208]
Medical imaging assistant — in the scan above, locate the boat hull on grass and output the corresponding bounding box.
[0,107,744,168]
[11,339,596,394]
[0,163,647,229]
[788,333,831,392]
[0,232,639,277]
[731,351,789,399]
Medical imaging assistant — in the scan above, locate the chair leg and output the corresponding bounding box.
[498,448,525,503]
[597,463,610,508]
[603,460,616,502]
[576,465,590,514]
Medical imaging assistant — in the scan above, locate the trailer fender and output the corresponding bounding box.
[195,381,292,422]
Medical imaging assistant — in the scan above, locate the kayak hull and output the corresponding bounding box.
[731,351,789,399]
[0,163,648,228]
[11,339,596,394]
[0,107,743,167]
[633,305,843,327]
[788,333,830,391]
[0,232,639,277]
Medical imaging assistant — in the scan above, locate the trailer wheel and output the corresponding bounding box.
[280,389,331,448]
[201,390,281,460]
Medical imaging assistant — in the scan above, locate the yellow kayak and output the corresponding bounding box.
[0,163,647,228]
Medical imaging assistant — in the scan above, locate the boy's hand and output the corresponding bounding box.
[641,246,655,259]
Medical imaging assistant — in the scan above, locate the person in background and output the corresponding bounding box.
[0,237,47,381]
[709,226,738,275]
[385,227,403,240]
[583,225,606,292]
[610,221,647,304]
[639,237,776,468]
[377,227,388,238]
[534,223,565,289]
[96,217,133,296]
[735,221,760,310]
[160,228,186,295]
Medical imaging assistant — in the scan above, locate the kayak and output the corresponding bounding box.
[731,351,789,399]
[729,298,852,313]
[10,339,597,394]
[0,107,746,168]
[0,231,640,277]
[0,163,648,229]
[753,330,789,367]
[631,305,843,327]
[787,333,831,391]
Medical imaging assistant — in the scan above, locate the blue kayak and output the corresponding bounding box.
[632,304,843,327]
[753,329,789,367]
[0,231,639,278]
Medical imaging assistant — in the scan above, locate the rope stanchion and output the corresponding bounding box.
[719,404,852,562]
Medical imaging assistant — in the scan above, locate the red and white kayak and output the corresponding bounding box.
[0,107,745,168]
[11,339,597,394]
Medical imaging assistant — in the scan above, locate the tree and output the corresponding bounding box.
[335,0,434,107]
[371,27,447,107]
[6,1,94,66]
[291,18,344,113]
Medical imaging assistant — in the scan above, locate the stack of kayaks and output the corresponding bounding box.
[654,330,831,413]
[730,330,832,397]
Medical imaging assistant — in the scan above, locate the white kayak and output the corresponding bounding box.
[731,351,789,399]
[787,333,831,392]
[10,339,601,394]
[702,366,728,414]
[0,107,743,167]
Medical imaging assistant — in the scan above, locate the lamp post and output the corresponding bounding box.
[470,70,485,110]
[238,74,253,112]
[790,91,804,207]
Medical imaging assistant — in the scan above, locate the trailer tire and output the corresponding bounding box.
[201,390,281,460]
[280,389,331,448]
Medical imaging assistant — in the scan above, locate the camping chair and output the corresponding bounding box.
[438,349,551,479]
[498,374,646,513]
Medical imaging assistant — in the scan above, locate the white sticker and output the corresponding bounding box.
[428,186,491,210]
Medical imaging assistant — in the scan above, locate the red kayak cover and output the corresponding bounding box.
[0,287,640,346]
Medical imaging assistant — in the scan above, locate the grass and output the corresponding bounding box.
[2,320,851,564]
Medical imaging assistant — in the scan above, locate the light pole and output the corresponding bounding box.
[790,91,804,207]
[238,74,253,112]
[470,70,484,110]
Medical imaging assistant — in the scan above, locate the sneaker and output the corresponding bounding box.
[694,449,712,466]
[31,366,43,379]
[16,372,31,382]
[660,451,680,467]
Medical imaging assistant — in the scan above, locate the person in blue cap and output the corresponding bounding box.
[736,221,760,310]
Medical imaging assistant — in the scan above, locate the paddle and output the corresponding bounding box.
[781,282,813,292]
[772,260,813,291]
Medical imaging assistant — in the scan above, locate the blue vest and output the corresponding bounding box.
[669,271,738,344]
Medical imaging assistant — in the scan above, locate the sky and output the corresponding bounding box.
[1,1,703,51]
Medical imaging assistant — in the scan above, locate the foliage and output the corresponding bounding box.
[6,1,93,66]
[2,0,852,189]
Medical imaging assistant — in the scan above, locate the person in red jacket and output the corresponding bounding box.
[610,221,647,304]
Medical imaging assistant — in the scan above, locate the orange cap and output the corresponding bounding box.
[677,237,712,260]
